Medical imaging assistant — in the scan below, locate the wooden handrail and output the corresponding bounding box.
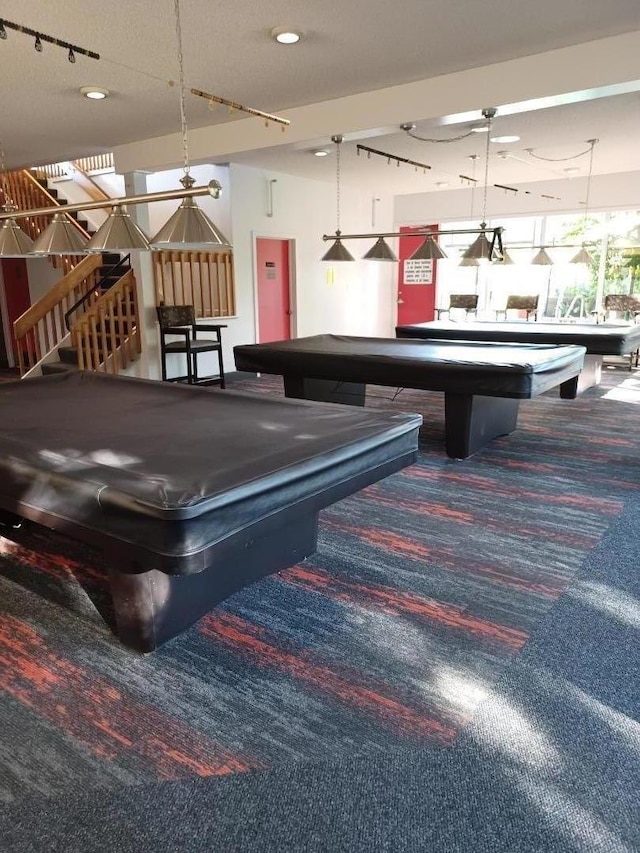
[19,169,90,237]
[72,269,141,374]
[69,162,111,203]
[13,254,102,340]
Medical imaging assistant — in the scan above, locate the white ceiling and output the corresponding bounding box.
[1,0,639,203]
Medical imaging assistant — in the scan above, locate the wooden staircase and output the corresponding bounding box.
[15,254,142,378]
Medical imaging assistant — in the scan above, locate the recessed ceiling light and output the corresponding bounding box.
[564,166,580,175]
[436,181,449,187]
[271,27,302,45]
[490,134,520,144]
[313,149,329,157]
[80,86,109,100]
[470,125,490,133]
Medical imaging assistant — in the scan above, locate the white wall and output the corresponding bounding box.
[229,163,396,351]
[140,162,397,381]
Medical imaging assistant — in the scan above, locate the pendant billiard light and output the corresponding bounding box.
[150,0,230,250]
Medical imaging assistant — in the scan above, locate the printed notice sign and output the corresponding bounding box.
[403,258,434,285]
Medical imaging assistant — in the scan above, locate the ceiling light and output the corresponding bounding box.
[435,181,449,188]
[87,206,151,252]
[362,237,397,262]
[271,27,302,44]
[410,236,447,261]
[531,247,553,265]
[32,213,88,254]
[490,135,520,144]
[0,204,35,257]
[80,86,109,100]
[470,125,489,133]
[313,150,329,157]
[564,166,579,175]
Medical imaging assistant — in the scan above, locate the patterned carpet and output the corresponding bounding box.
[1,364,639,804]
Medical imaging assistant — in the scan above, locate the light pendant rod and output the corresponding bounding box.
[322,226,504,241]
[191,88,290,128]
[0,18,99,60]
[0,182,222,222]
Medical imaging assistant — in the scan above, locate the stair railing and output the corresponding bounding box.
[13,254,103,375]
[71,269,141,374]
[64,254,131,331]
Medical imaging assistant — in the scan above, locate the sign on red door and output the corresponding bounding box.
[396,225,439,326]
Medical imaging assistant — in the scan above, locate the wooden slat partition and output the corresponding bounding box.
[13,254,103,375]
[152,250,235,318]
[72,270,141,375]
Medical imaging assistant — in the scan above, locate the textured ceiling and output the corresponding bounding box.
[0,0,639,196]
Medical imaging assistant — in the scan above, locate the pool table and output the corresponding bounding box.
[0,371,421,651]
[395,320,640,391]
[234,334,585,459]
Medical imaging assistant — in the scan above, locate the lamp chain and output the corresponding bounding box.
[480,110,494,227]
[583,138,598,220]
[0,138,13,207]
[332,134,343,234]
[173,0,190,176]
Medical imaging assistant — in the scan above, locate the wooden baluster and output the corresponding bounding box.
[198,252,206,317]
[130,272,141,355]
[226,253,235,316]
[216,254,224,317]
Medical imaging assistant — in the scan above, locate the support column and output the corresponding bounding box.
[123,171,160,380]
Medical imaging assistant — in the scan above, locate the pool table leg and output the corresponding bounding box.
[444,393,520,459]
[572,354,602,395]
[0,510,23,529]
[284,376,366,406]
[108,512,319,652]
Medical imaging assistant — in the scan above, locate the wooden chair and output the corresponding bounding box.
[496,295,539,322]
[594,294,640,368]
[156,305,226,387]
[435,293,479,320]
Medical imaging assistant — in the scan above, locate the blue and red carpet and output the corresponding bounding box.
[0,366,639,851]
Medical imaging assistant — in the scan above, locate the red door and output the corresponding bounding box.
[256,238,291,343]
[1,259,31,361]
[396,225,438,325]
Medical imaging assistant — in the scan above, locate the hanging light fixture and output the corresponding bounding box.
[462,108,502,263]
[571,139,598,265]
[362,236,397,261]
[151,0,230,250]
[0,204,35,256]
[86,205,151,252]
[531,247,554,265]
[0,139,35,257]
[410,235,447,261]
[31,212,88,254]
[322,134,355,262]
[495,248,514,265]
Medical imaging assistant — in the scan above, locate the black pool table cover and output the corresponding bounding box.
[234,334,585,399]
[0,371,421,650]
[395,320,640,355]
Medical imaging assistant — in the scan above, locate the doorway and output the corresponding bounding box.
[396,225,438,326]
[255,238,293,343]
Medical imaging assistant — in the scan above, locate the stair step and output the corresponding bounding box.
[42,361,78,375]
[102,253,123,265]
[58,346,80,365]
